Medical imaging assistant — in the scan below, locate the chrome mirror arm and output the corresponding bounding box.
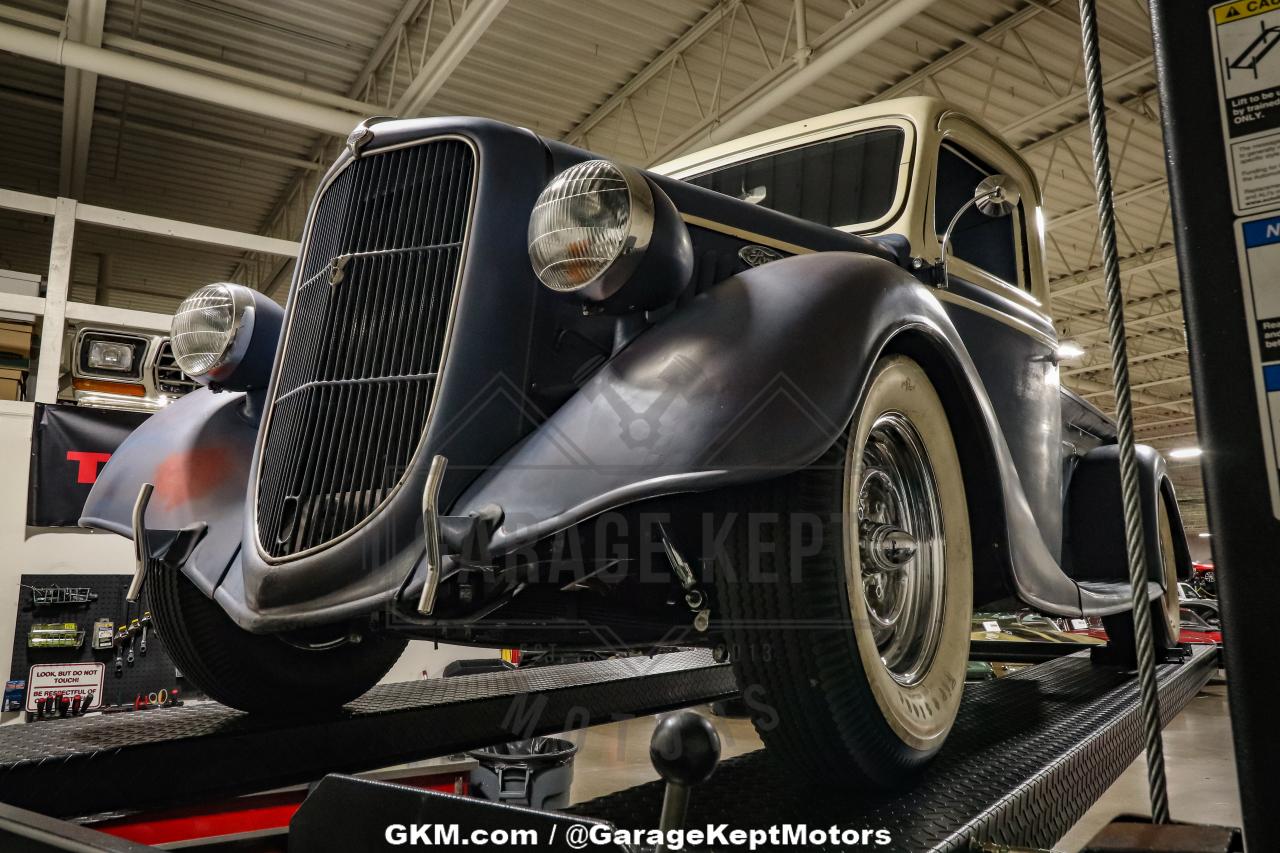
[937,193,989,290]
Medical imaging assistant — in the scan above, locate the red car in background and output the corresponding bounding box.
[1191,561,1217,598]
[1073,607,1222,647]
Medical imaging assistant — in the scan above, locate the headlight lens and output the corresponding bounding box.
[528,159,653,294]
[86,340,134,372]
[171,284,237,377]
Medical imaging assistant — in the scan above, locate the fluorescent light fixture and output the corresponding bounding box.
[1056,341,1085,361]
[1168,447,1203,460]
[1198,532,1211,538]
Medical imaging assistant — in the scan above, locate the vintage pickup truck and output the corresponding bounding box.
[81,96,1188,786]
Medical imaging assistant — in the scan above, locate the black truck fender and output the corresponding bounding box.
[1064,443,1193,591]
[447,251,1089,616]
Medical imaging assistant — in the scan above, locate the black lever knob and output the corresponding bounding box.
[649,711,721,853]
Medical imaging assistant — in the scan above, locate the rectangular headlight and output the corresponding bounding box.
[87,340,134,372]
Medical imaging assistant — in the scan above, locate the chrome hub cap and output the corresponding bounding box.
[856,412,947,686]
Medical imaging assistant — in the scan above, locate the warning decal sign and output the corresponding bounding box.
[1212,1,1280,211]
[1234,212,1280,518]
[1215,0,1280,25]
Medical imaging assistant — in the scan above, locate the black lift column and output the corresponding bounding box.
[1151,2,1280,848]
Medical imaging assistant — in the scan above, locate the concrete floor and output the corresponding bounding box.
[565,681,1240,851]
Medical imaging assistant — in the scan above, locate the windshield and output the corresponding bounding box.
[685,127,906,231]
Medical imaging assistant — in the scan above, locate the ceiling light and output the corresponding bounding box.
[1198,532,1211,538]
[1168,447,1203,460]
[1056,341,1085,361]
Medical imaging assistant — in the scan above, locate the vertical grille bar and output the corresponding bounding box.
[255,137,475,559]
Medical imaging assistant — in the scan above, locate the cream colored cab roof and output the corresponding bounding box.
[652,96,951,179]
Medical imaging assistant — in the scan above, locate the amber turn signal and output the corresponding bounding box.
[73,378,147,397]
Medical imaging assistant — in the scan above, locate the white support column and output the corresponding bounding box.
[34,198,77,404]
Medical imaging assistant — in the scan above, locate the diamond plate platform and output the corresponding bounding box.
[0,649,736,818]
[570,643,1219,852]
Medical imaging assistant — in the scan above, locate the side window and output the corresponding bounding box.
[687,128,905,229]
[934,144,1029,290]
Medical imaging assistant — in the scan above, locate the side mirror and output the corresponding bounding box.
[974,174,1021,217]
[936,173,1021,289]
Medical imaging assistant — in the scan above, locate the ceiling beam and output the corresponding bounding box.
[393,0,508,116]
[565,0,739,145]
[253,0,502,298]
[1067,374,1191,414]
[1050,244,1178,297]
[651,0,945,163]
[0,19,367,135]
[1003,57,1154,136]
[58,0,105,199]
[1062,344,1187,376]
[1048,177,1167,229]
[1021,86,1158,155]
[1071,305,1184,341]
[0,84,322,172]
[0,4,380,115]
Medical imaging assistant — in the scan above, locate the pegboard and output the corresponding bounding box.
[9,574,185,709]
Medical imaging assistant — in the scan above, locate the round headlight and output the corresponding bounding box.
[170,283,282,390]
[528,159,693,312]
[172,284,239,376]
[528,160,654,300]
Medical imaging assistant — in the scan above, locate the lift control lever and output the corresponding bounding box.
[649,710,721,853]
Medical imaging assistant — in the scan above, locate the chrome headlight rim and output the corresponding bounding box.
[170,282,256,382]
[527,159,657,303]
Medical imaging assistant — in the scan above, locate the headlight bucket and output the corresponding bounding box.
[171,282,282,390]
[528,159,692,313]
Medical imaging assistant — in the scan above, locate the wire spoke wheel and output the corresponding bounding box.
[713,354,971,785]
[856,413,947,687]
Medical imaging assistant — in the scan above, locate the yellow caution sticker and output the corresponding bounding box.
[1215,0,1280,25]
[1211,0,1280,212]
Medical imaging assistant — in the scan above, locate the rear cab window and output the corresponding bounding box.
[684,126,909,232]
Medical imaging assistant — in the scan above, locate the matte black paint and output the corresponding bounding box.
[80,114,1176,634]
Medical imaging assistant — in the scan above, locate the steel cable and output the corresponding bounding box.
[1077,0,1170,824]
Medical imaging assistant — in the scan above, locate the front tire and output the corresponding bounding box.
[146,565,407,713]
[713,355,972,787]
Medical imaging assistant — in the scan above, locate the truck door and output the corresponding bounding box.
[930,127,1066,559]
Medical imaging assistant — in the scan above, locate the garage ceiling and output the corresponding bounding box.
[0,0,1206,532]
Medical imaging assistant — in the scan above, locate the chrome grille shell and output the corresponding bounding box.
[253,135,478,562]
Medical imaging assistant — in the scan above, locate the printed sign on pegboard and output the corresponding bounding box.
[25,662,104,712]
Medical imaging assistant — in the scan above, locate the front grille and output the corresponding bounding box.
[255,137,476,559]
[154,339,198,396]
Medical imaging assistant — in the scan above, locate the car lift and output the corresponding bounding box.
[0,642,1218,851]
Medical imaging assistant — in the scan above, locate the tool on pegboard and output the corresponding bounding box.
[138,611,151,656]
[27,623,84,649]
[91,618,114,651]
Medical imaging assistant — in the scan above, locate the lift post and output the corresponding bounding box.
[1150,2,1280,849]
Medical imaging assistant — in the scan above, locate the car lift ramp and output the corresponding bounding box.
[574,643,1218,852]
[0,643,1215,852]
[0,649,737,819]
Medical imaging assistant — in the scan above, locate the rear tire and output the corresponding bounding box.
[146,564,407,713]
[713,355,972,787]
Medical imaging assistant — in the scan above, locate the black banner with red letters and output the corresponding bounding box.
[27,403,148,527]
